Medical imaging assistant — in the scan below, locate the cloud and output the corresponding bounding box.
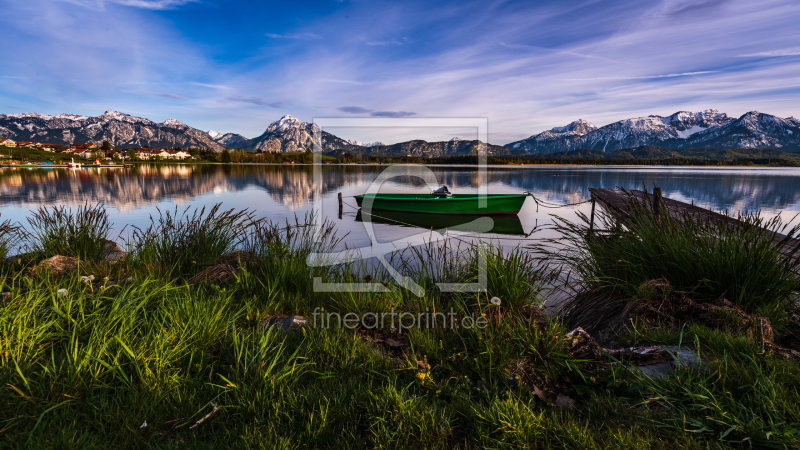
[123,90,186,99]
[227,96,283,107]
[366,39,404,46]
[66,0,199,10]
[564,71,717,81]
[266,33,321,40]
[191,82,231,89]
[338,106,373,113]
[739,47,800,57]
[370,111,417,117]
[320,79,366,85]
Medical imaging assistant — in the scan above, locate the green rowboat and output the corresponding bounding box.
[354,193,528,215]
[355,210,526,235]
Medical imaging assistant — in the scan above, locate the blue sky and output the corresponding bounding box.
[1,0,799,144]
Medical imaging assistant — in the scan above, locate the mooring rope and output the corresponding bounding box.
[523,192,593,212]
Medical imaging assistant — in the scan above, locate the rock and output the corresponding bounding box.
[217,250,254,266]
[34,255,82,276]
[187,264,237,284]
[258,314,307,331]
[564,327,705,378]
[625,346,703,379]
[101,240,127,262]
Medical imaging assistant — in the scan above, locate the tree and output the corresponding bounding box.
[221,149,231,163]
[101,141,112,151]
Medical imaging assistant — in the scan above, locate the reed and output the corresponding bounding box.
[2,204,799,448]
[0,214,21,261]
[540,200,800,331]
[126,203,254,278]
[25,202,110,260]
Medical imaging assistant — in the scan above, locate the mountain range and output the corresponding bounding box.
[507,109,800,154]
[0,110,227,151]
[1,109,799,157]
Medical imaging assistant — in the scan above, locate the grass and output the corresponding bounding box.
[125,203,254,279]
[540,196,800,333]
[0,206,799,448]
[24,202,111,260]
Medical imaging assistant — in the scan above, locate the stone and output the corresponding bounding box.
[101,240,127,262]
[258,314,307,331]
[34,255,81,276]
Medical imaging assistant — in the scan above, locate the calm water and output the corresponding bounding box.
[2,164,800,251]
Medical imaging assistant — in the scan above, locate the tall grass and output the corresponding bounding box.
[541,198,800,330]
[0,214,21,261]
[25,202,110,260]
[394,238,554,310]
[126,203,253,277]
[3,202,799,448]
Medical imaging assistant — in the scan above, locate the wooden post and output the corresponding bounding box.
[589,198,596,234]
[653,187,662,216]
[338,192,343,220]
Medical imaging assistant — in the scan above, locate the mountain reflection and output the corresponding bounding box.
[1,165,799,215]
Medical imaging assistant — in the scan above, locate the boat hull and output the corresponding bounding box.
[353,194,527,215]
[355,210,525,235]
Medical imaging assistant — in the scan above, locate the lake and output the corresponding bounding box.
[2,164,800,252]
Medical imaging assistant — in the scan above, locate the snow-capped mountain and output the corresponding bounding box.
[242,115,364,153]
[208,130,248,148]
[506,119,599,153]
[0,110,226,151]
[506,110,800,154]
[346,139,384,147]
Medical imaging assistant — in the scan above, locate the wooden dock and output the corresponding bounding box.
[588,187,800,258]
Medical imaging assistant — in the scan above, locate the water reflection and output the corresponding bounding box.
[2,164,800,247]
[355,210,527,236]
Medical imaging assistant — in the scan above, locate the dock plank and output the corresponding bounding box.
[588,188,800,259]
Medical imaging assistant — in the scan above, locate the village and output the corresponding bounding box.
[0,138,193,160]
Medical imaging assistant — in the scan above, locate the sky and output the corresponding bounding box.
[1,0,799,145]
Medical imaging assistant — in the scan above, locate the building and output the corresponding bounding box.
[165,149,190,160]
[0,139,16,147]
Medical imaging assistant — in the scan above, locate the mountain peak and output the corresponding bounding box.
[551,119,597,135]
[163,118,185,127]
[99,110,129,120]
[208,130,222,139]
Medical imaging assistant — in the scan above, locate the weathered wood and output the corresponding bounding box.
[589,198,596,233]
[588,187,800,260]
[652,187,662,215]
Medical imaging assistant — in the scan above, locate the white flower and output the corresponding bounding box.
[88,275,95,281]
[490,297,501,306]
[57,288,68,297]
[80,276,89,283]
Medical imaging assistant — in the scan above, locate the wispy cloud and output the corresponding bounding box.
[338,106,373,113]
[66,0,199,10]
[370,111,417,117]
[739,47,800,57]
[564,71,717,81]
[266,33,321,39]
[227,96,283,108]
[366,39,404,46]
[191,82,231,89]
[123,90,186,99]
[319,79,366,85]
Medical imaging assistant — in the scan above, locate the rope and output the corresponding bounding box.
[523,192,593,212]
